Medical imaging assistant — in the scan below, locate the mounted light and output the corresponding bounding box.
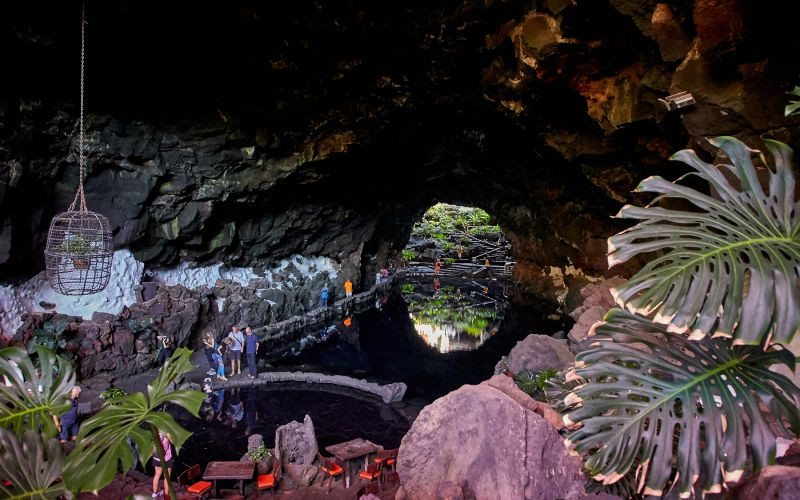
[658,91,695,111]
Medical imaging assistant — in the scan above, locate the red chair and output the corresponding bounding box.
[374,448,398,472]
[358,462,383,483]
[257,460,281,496]
[317,453,345,492]
[176,464,212,500]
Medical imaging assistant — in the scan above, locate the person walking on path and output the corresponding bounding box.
[244,327,259,379]
[456,244,464,259]
[212,339,227,381]
[434,258,441,276]
[320,284,330,308]
[54,385,81,444]
[344,279,353,297]
[151,431,173,498]
[227,325,244,376]
[202,331,216,376]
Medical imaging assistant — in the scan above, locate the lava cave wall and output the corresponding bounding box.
[2,0,800,296]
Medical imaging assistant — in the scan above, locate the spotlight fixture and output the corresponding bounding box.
[658,91,695,111]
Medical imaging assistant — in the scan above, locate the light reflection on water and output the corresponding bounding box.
[403,277,509,353]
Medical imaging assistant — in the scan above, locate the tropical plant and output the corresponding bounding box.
[400,283,415,294]
[514,368,557,400]
[59,234,94,255]
[402,249,416,262]
[786,86,800,116]
[0,347,203,498]
[0,428,68,499]
[562,137,800,497]
[248,445,272,462]
[99,387,127,401]
[562,310,800,497]
[0,346,74,437]
[608,137,800,345]
[63,348,204,496]
[27,320,69,354]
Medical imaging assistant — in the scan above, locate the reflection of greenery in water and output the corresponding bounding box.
[405,285,503,352]
[413,203,501,241]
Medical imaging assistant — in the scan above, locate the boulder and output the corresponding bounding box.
[732,465,800,499]
[651,3,691,62]
[397,375,584,500]
[274,414,319,486]
[506,334,575,375]
[567,277,626,344]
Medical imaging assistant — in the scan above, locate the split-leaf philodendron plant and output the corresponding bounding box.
[559,137,800,498]
[0,346,204,498]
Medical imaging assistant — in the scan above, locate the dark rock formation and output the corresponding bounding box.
[1,0,799,302]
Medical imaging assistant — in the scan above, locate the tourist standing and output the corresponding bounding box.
[202,331,216,376]
[375,271,382,285]
[213,339,227,381]
[434,258,441,276]
[244,326,259,379]
[227,325,244,376]
[151,431,173,498]
[344,279,353,297]
[320,284,330,307]
[53,385,81,444]
[455,244,464,259]
[381,267,389,281]
[155,336,174,367]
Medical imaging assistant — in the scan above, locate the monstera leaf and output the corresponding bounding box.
[0,428,69,499]
[0,346,75,437]
[62,348,204,493]
[563,310,800,498]
[608,137,800,345]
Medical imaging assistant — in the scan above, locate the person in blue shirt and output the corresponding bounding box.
[244,326,259,379]
[54,385,81,443]
[320,284,330,308]
[212,339,227,381]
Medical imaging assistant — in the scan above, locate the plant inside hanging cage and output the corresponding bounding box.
[44,6,113,295]
[45,210,112,295]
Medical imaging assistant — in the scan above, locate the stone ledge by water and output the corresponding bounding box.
[211,371,407,404]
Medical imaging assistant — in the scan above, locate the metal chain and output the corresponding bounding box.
[70,4,87,212]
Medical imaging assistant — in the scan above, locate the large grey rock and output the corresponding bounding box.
[274,414,319,486]
[397,375,585,500]
[506,334,575,374]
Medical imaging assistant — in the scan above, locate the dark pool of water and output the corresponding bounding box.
[277,276,563,401]
[167,384,409,472]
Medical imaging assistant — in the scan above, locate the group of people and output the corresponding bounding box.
[319,278,355,308]
[202,325,259,381]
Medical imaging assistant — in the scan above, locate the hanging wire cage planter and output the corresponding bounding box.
[45,210,112,295]
[44,6,113,295]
